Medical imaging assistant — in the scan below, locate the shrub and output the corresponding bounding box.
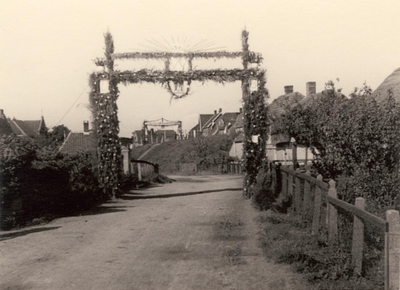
[0,135,102,230]
[274,82,400,213]
[251,163,276,210]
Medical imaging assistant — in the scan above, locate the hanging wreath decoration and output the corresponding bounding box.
[165,80,191,102]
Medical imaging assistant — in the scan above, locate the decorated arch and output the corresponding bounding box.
[89,30,269,199]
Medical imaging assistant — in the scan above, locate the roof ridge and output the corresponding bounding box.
[58,131,73,153]
[10,119,27,136]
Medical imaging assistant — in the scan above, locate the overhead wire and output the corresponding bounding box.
[55,85,89,126]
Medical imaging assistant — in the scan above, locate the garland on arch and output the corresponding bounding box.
[89,32,122,199]
[165,80,191,101]
[88,30,267,198]
[242,70,269,198]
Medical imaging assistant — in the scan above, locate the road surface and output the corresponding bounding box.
[0,175,310,290]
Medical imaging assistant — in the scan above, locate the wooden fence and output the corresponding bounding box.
[131,159,159,181]
[178,162,243,175]
[271,162,400,290]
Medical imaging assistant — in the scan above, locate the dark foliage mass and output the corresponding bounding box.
[273,82,400,213]
[0,135,102,230]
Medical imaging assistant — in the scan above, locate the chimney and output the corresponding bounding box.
[214,110,217,114]
[0,109,5,119]
[219,108,222,113]
[306,82,316,97]
[83,121,89,134]
[239,108,243,113]
[284,85,293,94]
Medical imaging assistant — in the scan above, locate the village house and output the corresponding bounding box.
[188,108,241,138]
[0,109,47,137]
[59,121,132,174]
[229,84,315,164]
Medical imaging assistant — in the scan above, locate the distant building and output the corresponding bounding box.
[59,121,97,157]
[190,108,242,138]
[59,121,132,174]
[0,109,47,137]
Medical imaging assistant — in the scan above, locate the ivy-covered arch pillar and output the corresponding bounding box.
[241,30,269,199]
[89,30,269,199]
[89,32,122,199]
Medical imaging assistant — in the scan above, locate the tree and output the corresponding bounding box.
[275,81,400,212]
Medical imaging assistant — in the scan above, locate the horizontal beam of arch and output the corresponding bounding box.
[95,68,262,84]
[111,51,262,61]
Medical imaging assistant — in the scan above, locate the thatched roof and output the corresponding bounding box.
[268,92,304,119]
[372,67,400,103]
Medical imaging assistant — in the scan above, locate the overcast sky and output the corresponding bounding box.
[1,0,400,137]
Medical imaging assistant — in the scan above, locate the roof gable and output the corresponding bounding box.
[199,114,214,130]
[59,132,97,154]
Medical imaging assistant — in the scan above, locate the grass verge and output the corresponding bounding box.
[258,211,384,290]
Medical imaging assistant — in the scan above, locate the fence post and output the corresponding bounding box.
[281,170,287,200]
[137,163,142,181]
[351,197,365,276]
[288,165,294,200]
[311,175,323,235]
[327,180,338,246]
[294,168,302,214]
[387,210,400,290]
[302,170,312,223]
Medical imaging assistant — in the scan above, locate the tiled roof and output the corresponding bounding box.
[199,114,214,129]
[234,113,244,128]
[8,118,46,137]
[204,113,222,129]
[59,132,97,154]
[221,112,240,124]
[8,120,26,136]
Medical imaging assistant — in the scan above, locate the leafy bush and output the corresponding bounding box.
[274,82,400,213]
[251,163,277,210]
[259,212,384,289]
[0,135,102,230]
[180,135,234,170]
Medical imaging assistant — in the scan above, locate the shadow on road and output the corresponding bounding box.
[73,206,131,217]
[121,188,242,200]
[0,226,61,241]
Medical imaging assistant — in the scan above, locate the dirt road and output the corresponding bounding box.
[0,175,310,290]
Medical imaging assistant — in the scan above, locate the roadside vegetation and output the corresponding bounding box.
[131,134,235,174]
[0,133,167,230]
[252,82,399,289]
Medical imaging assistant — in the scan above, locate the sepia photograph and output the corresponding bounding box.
[1,0,400,289]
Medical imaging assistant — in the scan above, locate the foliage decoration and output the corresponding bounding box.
[165,80,191,101]
[112,51,245,60]
[112,68,260,85]
[242,70,269,198]
[89,30,268,197]
[93,57,106,67]
[89,32,122,199]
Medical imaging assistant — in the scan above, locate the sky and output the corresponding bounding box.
[1,0,400,137]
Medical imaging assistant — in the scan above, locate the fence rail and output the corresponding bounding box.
[271,162,400,290]
[131,159,159,181]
